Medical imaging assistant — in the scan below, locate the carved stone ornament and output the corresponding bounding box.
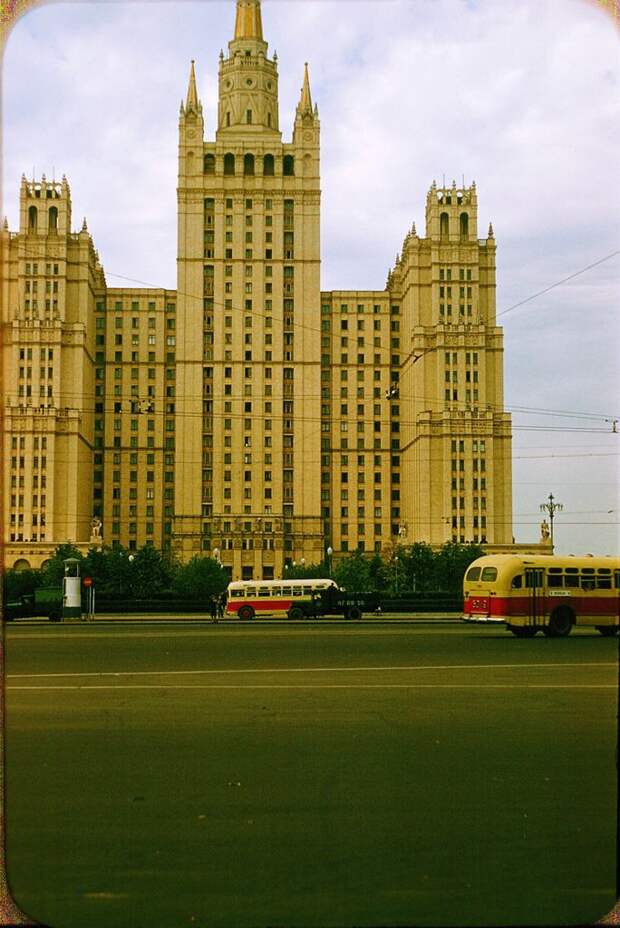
[187,129,196,139]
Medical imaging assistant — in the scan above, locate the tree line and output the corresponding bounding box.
[4,541,484,603]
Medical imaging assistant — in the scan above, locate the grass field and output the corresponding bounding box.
[3,622,618,928]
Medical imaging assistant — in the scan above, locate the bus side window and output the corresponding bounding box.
[466,566,481,581]
[596,570,612,590]
[547,574,563,588]
[525,569,543,588]
[564,574,579,589]
[511,575,523,589]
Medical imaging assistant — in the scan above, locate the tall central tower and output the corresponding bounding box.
[174,0,323,578]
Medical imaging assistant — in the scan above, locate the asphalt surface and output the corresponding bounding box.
[3,622,618,928]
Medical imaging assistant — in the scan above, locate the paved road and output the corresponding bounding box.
[4,624,618,928]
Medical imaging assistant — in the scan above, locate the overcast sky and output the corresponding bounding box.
[3,0,619,554]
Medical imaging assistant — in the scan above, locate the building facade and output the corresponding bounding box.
[1,0,512,577]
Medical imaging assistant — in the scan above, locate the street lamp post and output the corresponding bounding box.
[326,546,333,578]
[394,555,399,595]
[540,493,563,553]
[213,547,220,565]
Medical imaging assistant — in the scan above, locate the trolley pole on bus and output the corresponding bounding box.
[540,493,563,553]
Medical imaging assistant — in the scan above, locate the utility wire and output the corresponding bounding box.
[496,249,620,319]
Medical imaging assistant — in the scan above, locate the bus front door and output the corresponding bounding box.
[524,568,545,628]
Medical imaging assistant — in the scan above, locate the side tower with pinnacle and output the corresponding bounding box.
[389,181,512,546]
[174,0,323,576]
[2,175,105,557]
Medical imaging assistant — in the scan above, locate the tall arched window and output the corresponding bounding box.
[226,112,231,128]
[283,155,295,176]
[440,212,449,239]
[223,153,235,176]
[48,206,58,233]
[203,154,215,175]
[459,212,469,240]
[263,154,274,176]
[28,206,38,233]
[244,153,255,176]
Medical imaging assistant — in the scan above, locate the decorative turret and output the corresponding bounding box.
[184,59,202,116]
[297,63,312,117]
[425,180,478,242]
[293,61,319,148]
[179,59,205,179]
[217,0,279,137]
[19,173,72,236]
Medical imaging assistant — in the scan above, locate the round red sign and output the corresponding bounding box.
[83,576,93,587]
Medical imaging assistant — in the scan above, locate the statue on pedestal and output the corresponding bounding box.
[90,517,103,547]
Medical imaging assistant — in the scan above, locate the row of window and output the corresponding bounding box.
[23,300,58,312]
[10,495,46,508]
[323,304,391,315]
[96,301,174,313]
[24,280,59,294]
[440,267,473,281]
[446,352,480,366]
[26,206,59,233]
[204,153,295,176]
[439,212,470,239]
[24,263,60,276]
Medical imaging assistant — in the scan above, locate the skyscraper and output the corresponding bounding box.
[2,0,512,578]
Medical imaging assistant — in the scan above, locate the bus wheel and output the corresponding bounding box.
[346,606,362,621]
[546,608,573,638]
[238,605,254,621]
[597,626,619,637]
[510,626,537,638]
[288,606,304,621]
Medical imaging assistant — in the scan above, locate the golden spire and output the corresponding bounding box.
[186,60,198,110]
[299,62,312,113]
[234,0,264,40]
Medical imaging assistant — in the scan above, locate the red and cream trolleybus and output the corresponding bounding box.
[226,579,340,621]
[463,554,620,637]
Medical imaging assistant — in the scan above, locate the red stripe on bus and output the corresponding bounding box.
[464,595,619,619]
[226,599,295,614]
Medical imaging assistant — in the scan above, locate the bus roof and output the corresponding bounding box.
[466,553,619,573]
[227,578,337,589]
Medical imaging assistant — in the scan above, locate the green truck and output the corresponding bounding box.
[3,587,63,622]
